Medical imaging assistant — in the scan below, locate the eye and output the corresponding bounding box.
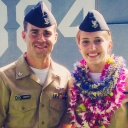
[44,31,52,37]
[82,40,89,45]
[94,38,102,44]
[31,30,38,35]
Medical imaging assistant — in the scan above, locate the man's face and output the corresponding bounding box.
[22,23,58,60]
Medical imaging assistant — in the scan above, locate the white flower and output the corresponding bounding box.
[82,121,90,128]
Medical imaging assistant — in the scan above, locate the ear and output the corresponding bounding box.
[107,40,112,53]
[22,31,26,42]
[77,41,81,51]
[54,32,58,44]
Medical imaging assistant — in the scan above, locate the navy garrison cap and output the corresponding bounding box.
[79,10,109,32]
[24,1,56,28]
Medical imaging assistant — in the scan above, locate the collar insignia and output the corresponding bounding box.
[18,72,23,77]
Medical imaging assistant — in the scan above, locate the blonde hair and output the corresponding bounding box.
[76,30,112,44]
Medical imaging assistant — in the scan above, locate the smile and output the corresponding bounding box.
[35,45,48,49]
[88,53,99,57]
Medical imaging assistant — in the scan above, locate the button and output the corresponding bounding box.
[41,104,44,107]
[42,121,44,124]
[22,107,25,110]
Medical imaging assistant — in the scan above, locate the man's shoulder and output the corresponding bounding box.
[51,61,71,78]
[53,61,70,72]
[0,61,17,72]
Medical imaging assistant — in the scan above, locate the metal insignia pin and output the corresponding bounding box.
[18,72,23,77]
[44,18,50,24]
[92,20,98,28]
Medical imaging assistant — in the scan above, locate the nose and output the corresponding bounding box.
[89,43,96,51]
[37,34,46,42]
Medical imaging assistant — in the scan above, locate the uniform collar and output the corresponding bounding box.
[42,59,62,89]
[16,54,32,79]
[15,54,61,86]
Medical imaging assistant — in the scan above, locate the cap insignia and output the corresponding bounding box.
[44,18,50,24]
[92,20,98,28]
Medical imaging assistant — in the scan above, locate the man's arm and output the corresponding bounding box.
[0,75,10,126]
[61,78,75,128]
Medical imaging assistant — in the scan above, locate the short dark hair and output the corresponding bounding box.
[23,20,57,32]
[23,20,28,31]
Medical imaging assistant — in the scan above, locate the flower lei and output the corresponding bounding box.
[69,55,126,128]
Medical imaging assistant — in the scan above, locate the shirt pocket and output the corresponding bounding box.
[6,99,37,127]
[49,99,67,127]
[10,99,37,112]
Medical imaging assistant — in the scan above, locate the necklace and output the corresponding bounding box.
[69,55,126,128]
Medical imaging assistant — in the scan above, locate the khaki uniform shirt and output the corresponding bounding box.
[107,96,128,128]
[0,55,71,128]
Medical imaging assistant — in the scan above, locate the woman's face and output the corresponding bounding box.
[77,30,112,69]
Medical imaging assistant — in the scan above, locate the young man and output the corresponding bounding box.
[0,1,72,128]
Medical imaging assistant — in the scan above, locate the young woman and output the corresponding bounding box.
[68,10,128,128]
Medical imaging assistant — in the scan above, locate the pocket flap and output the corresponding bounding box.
[10,99,37,112]
[50,99,66,111]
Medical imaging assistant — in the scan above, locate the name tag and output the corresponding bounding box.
[15,94,31,100]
